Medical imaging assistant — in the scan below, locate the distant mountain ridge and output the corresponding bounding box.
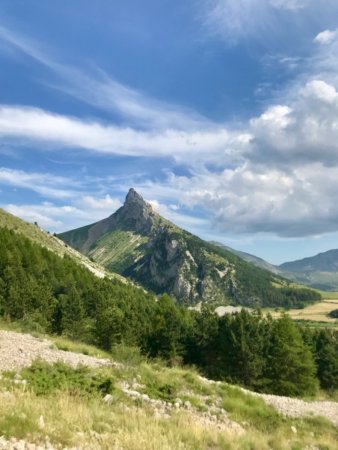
[212,242,338,291]
[58,189,320,307]
[210,241,280,274]
[279,249,338,291]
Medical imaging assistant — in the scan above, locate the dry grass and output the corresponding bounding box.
[0,326,336,449]
[0,386,337,450]
[268,299,338,323]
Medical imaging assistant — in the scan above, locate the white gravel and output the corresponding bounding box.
[0,330,118,372]
[244,389,338,427]
[198,376,338,427]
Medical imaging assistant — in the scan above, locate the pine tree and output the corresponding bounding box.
[314,330,338,390]
[264,314,318,396]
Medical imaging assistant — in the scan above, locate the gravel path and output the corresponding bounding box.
[245,389,338,427]
[198,376,338,427]
[0,330,117,372]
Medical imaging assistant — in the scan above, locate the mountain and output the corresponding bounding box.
[212,240,338,292]
[58,188,320,307]
[279,249,338,291]
[0,208,125,282]
[210,241,280,274]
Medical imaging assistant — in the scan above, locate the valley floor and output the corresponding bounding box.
[270,299,338,324]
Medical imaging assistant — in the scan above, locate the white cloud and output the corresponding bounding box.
[49,68,210,131]
[0,26,210,131]
[0,25,53,66]
[141,160,338,238]
[122,75,338,238]
[200,0,335,44]
[81,194,121,211]
[300,79,337,103]
[5,204,63,228]
[0,105,243,165]
[314,29,338,45]
[3,73,338,238]
[202,0,274,43]
[2,20,338,239]
[148,199,207,229]
[0,167,76,198]
[270,0,308,10]
[2,197,123,232]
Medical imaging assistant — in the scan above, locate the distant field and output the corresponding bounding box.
[216,295,338,325]
[269,297,338,324]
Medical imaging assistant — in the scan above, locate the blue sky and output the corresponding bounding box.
[1,0,338,264]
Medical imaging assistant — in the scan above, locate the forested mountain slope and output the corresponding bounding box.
[59,189,320,308]
[0,224,337,398]
[0,208,124,282]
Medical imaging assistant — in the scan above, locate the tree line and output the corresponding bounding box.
[0,227,337,397]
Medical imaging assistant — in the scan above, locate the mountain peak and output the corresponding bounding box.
[116,188,155,233]
[125,188,146,206]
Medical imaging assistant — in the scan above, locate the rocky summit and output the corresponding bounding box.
[58,189,319,307]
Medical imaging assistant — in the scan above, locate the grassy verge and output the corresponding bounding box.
[0,352,337,449]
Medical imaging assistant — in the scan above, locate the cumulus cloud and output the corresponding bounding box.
[121,75,338,238]
[141,159,338,238]
[314,29,338,45]
[248,80,338,166]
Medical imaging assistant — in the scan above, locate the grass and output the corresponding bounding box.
[19,361,115,396]
[317,290,338,300]
[89,229,148,273]
[0,319,337,448]
[0,357,337,449]
[263,298,338,325]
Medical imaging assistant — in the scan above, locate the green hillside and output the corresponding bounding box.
[59,189,321,308]
[0,219,337,399]
[0,208,125,283]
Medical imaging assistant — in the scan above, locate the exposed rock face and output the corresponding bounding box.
[112,188,156,234]
[58,188,301,306]
[58,189,238,304]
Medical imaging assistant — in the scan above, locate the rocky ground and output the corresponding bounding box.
[0,330,337,450]
[198,376,338,427]
[245,389,338,427]
[0,331,118,372]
